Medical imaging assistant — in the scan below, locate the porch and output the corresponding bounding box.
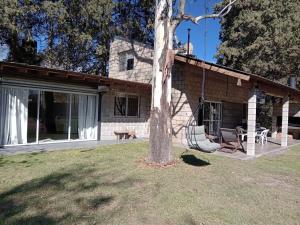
[172,56,300,156]
[215,137,300,160]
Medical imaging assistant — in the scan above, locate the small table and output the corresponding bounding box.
[114,131,136,140]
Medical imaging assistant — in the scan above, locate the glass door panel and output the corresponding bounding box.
[39,91,70,142]
[70,94,79,140]
[27,90,39,143]
[202,102,222,136]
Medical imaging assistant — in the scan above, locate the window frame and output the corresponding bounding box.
[198,101,222,136]
[114,93,140,118]
[119,51,135,72]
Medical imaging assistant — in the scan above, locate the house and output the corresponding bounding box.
[1,36,300,157]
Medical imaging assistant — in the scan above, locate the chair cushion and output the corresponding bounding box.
[194,125,205,134]
[190,139,220,152]
[188,126,206,141]
[196,140,220,152]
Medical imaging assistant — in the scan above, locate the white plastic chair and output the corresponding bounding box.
[256,129,269,145]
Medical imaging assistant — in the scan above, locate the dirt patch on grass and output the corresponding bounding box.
[137,158,179,169]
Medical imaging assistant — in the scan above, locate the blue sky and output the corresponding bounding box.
[1,0,222,62]
[176,0,222,63]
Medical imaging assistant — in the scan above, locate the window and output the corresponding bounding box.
[198,101,222,136]
[114,95,127,116]
[127,58,134,70]
[127,95,139,117]
[114,94,139,117]
[119,51,134,71]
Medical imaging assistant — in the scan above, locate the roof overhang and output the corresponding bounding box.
[0,62,151,92]
[174,55,300,102]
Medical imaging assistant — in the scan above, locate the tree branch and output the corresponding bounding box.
[174,0,237,25]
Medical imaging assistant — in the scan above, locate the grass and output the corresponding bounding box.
[0,142,300,225]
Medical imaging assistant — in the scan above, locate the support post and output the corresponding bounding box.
[97,93,103,141]
[246,89,257,156]
[271,115,277,138]
[281,96,289,147]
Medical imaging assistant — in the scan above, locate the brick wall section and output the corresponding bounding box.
[100,86,151,140]
[109,37,153,84]
[222,102,244,129]
[171,61,251,145]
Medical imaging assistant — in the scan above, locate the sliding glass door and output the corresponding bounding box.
[0,86,98,146]
[39,91,70,142]
[27,90,39,143]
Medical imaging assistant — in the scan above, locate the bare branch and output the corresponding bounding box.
[173,0,237,25]
[178,0,186,16]
[193,0,237,24]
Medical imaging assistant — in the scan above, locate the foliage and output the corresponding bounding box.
[114,0,155,44]
[0,0,43,65]
[0,0,155,75]
[40,0,114,74]
[216,0,300,82]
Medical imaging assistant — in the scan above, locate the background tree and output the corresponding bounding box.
[0,0,42,65]
[0,0,154,75]
[39,0,114,74]
[114,0,155,44]
[216,0,300,83]
[149,0,236,164]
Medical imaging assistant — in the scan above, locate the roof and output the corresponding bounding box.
[175,55,300,101]
[0,61,151,91]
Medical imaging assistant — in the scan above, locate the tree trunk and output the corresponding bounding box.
[148,0,174,164]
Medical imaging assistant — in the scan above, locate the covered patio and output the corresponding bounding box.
[214,138,300,160]
[173,56,300,157]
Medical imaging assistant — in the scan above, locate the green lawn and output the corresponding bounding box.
[0,142,300,225]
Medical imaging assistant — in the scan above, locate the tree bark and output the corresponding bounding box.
[148,0,174,164]
[148,0,236,164]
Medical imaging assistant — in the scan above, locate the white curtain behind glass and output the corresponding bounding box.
[78,95,97,140]
[0,87,29,145]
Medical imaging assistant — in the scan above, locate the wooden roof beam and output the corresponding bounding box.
[175,55,250,81]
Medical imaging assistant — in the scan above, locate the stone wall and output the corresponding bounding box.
[171,61,251,145]
[100,86,151,140]
[108,37,153,84]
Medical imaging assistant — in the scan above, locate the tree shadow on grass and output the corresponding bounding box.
[180,154,210,167]
[0,165,143,225]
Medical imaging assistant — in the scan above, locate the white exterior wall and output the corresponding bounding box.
[109,37,153,84]
[100,90,151,140]
[246,89,257,156]
[281,97,289,146]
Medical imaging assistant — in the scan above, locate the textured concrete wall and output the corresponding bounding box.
[109,37,153,84]
[171,62,251,145]
[100,87,151,140]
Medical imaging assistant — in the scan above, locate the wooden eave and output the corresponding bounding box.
[175,55,250,81]
[175,55,300,102]
[0,62,151,92]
